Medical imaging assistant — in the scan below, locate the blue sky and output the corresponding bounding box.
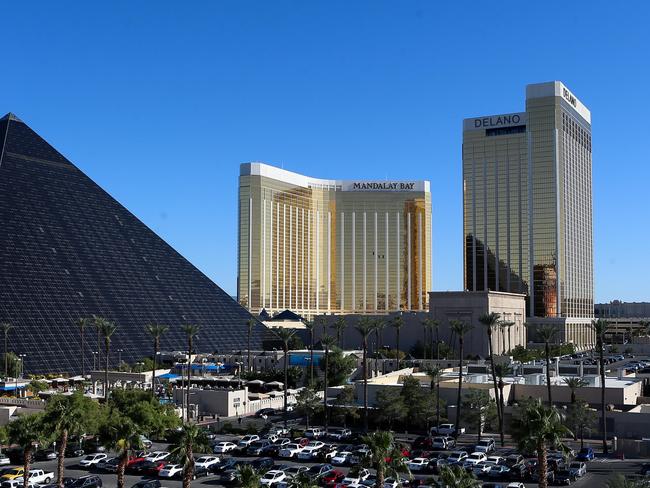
[2,1,648,302]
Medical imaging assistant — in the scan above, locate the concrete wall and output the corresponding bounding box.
[512,381,642,407]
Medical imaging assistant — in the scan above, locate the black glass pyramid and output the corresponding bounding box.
[0,113,271,374]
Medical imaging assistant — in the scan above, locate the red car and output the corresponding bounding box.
[320,469,345,486]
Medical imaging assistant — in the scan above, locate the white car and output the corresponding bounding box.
[237,435,260,448]
[194,455,221,470]
[487,455,505,465]
[507,484,525,488]
[96,456,116,471]
[0,456,9,466]
[568,461,587,477]
[431,423,465,436]
[431,436,454,450]
[339,468,370,485]
[473,461,496,476]
[304,428,324,439]
[331,451,352,465]
[407,458,429,472]
[297,441,325,460]
[145,451,170,462]
[213,441,238,453]
[8,470,54,486]
[79,453,108,467]
[159,464,184,478]
[260,469,287,486]
[328,428,352,440]
[447,451,468,465]
[463,452,488,467]
[474,438,495,453]
[279,443,304,458]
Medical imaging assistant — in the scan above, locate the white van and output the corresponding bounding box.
[304,427,324,439]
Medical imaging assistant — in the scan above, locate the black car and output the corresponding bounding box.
[69,475,103,488]
[65,445,86,457]
[39,478,77,488]
[219,469,239,485]
[131,480,161,488]
[256,408,276,418]
[553,469,574,485]
[250,457,274,471]
[213,458,241,473]
[130,461,158,475]
[192,466,212,479]
[508,463,527,480]
[36,449,58,461]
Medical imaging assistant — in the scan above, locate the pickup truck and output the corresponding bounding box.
[430,424,465,436]
[4,469,54,487]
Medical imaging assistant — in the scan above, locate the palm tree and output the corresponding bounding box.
[391,315,404,370]
[76,318,89,378]
[563,377,588,404]
[511,399,572,488]
[422,318,440,360]
[321,335,336,433]
[426,366,443,430]
[0,322,12,378]
[355,317,376,432]
[98,410,143,488]
[606,474,649,488]
[169,422,211,488]
[590,318,610,455]
[362,431,410,488]
[44,392,98,488]
[535,324,558,406]
[566,400,596,449]
[96,317,117,401]
[246,318,255,373]
[303,320,316,386]
[271,327,296,429]
[438,465,479,488]
[493,362,512,439]
[145,323,169,396]
[236,464,261,488]
[450,319,473,437]
[181,324,200,422]
[478,312,504,445]
[7,413,48,488]
[333,317,347,348]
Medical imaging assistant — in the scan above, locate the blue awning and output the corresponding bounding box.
[159,373,181,379]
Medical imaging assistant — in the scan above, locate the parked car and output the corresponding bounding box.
[307,464,334,478]
[248,440,273,456]
[36,450,57,461]
[256,408,276,419]
[431,436,455,450]
[260,469,286,486]
[487,464,510,479]
[64,445,86,458]
[279,443,305,458]
[304,428,324,439]
[261,438,292,457]
[463,452,487,468]
[472,461,496,477]
[505,454,525,468]
[213,441,238,454]
[68,476,103,488]
[159,464,184,478]
[568,461,587,478]
[298,441,325,460]
[317,444,339,462]
[238,435,260,449]
[407,458,430,472]
[250,457,275,471]
[95,457,117,471]
[6,469,54,486]
[332,451,352,466]
[194,455,221,470]
[79,453,108,467]
[430,424,465,436]
[144,451,170,462]
[328,428,352,441]
[447,451,468,466]
[553,469,574,485]
[474,439,495,454]
[320,469,345,486]
[130,481,161,488]
[576,447,595,461]
[138,435,153,449]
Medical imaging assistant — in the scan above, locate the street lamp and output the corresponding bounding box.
[18,354,26,377]
[117,349,124,366]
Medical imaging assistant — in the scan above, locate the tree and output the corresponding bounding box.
[606,474,648,488]
[563,377,588,404]
[296,386,322,429]
[449,319,473,437]
[169,422,211,488]
[98,408,144,488]
[438,465,479,488]
[493,362,512,441]
[44,392,100,488]
[422,318,440,360]
[462,390,497,442]
[0,323,12,379]
[3,352,20,378]
[95,317,117,401]
[400,376,435,430]
[426,366,443,429]
[145,323,169,396]
[108,389,180,439]
[511,345,538,363]
[271,327,296,429]
[331,386,359,428]
[355,317,376,432]
[321,335,336,432]
[181,324,200,422]
[534,324,558,407]
[373,319,386,376]
[591,318,610,455]
[76,318,90,378]
[318,348,356,386]
[391,315,404,370]
[246,318,255,373]
[375,389,406,429]
[7,413,50,488]
[511,400,572,488]
[362,431,410,488]
[565,400,597,449]
[478,312,504,446]
[333,317,347,348]
[303,320,316,386]
[236,464,261,488]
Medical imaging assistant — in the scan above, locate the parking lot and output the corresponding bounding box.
[4,428,645,488]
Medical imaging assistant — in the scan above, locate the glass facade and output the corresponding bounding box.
[238,163,432,317]
[463,82,594,325]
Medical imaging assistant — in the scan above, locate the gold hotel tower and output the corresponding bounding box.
[238,163,432,317]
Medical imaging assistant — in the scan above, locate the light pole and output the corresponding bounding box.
[19,354,26,377]
[92,351,97,371]
[117,349,124,367]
